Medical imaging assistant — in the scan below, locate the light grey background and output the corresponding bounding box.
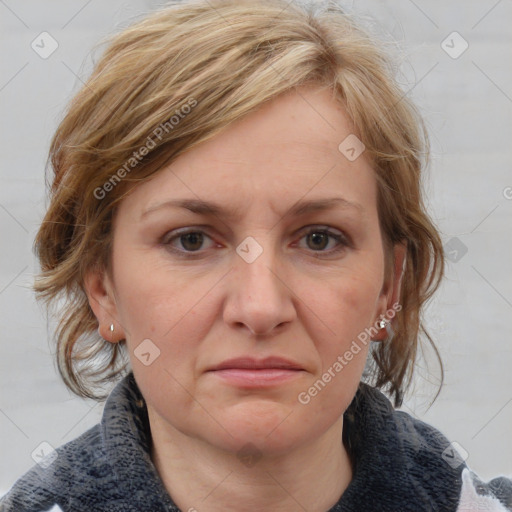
[1,0,511,495]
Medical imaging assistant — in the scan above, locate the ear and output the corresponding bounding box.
[83,267,125,343]
[373,241,407,341]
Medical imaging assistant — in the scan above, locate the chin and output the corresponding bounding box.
[201,398,334,457]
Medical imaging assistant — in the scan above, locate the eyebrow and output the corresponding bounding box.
[140,197,364,221]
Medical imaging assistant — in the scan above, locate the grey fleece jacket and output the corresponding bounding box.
[1,372,511,511]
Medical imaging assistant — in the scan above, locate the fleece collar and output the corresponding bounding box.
[100,372,179,510]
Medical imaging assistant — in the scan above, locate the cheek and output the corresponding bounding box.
[112,248,210,338]
[294,257,384,408]
[307,264,384,350]
[292,271,380,424]
[110,266,214,408]
[113,264,215,420]
[338,273,382,329]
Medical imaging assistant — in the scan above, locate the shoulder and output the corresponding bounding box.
[392,410,512,510]
[353,384,465,476]
[345,384,512,511]
[0,373,164,512]
[392,400,512,511]
[0,424,120,512]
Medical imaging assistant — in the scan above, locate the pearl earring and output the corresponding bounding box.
[377,318,388,329]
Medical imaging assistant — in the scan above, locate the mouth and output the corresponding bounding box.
[207,357,305,387]
[210,356,304,371]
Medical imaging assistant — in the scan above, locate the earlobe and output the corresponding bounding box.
[83,268,124,343]
[374,242,407,341]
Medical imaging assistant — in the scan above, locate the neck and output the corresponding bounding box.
[148,412,353,512]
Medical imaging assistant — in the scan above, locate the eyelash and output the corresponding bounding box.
[160,226,351,258]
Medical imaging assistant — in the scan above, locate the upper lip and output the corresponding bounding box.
[208,356,304,371]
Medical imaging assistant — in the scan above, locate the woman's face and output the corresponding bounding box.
[87,85,404,456]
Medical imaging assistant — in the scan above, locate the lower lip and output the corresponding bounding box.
[209,368,304,387]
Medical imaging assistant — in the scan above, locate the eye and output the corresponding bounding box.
[295,226,350,255]
[162,228,215,254]
[161,225,351,257]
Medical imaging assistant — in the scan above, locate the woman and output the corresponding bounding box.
[1,0,510,510]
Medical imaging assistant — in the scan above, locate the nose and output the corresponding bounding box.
[223,241,297,337]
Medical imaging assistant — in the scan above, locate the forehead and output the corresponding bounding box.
[119,86,378,222]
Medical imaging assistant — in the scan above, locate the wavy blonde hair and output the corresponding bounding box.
[34,0,445,405]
